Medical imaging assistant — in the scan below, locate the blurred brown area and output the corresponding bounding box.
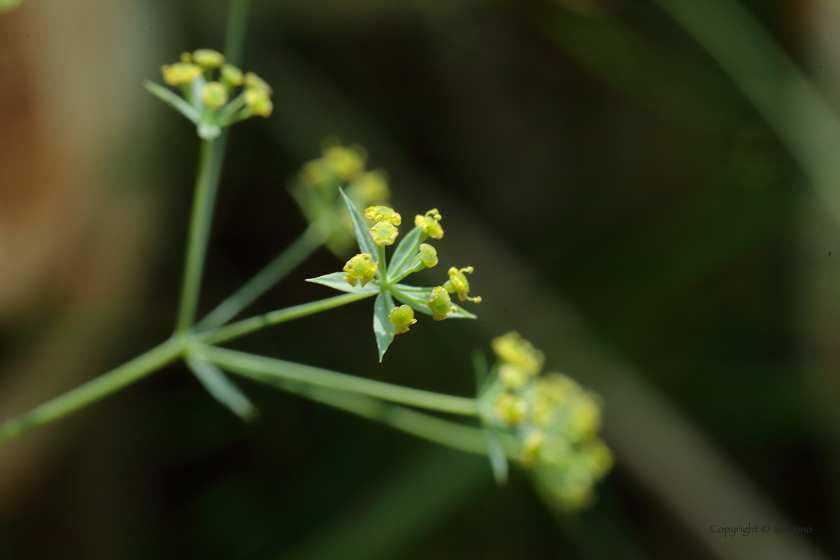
[0,0,164,510]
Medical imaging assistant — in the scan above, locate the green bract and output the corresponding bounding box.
[306,188,481,361]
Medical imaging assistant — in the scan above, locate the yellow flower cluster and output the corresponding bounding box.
[159,49,273,122]
[480,332,612,510]
[291,139,391,256]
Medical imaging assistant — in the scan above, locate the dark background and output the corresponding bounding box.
[0,0,838,558]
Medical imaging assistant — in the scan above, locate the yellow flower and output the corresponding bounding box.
[389,305,417,335]
[347,171,390,206]
[418,243,438,268]
[443,266,481,303]
[193,49,225,68]
[369,221,399,246]
[428,286,455,321]
[161,62,201,86]
[221,64,244,87]
[491,332,544,376]
[522,430,546,467]
[244,88,273,117]
[245,72,273,95]
[202,82,228,110]
[414,209,443,239]
[343,253,378,287]
[323,145,365,181]
[365,206,401,225]
[494,392,528,426]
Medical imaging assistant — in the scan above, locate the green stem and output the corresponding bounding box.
[377,245,387,282]
[0,339,182,445]
[197,224,325,330]
[389,259,421,286]
[271,379,502,457]
[224,0,250,67]
[200,346,479,416]
[179,0,251,332]
[175,138,218,333]
[200,292,375,345]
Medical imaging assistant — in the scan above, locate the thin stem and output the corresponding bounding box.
[200,346,479,416]
[181,0,251,331]
[200,292,375,346]
[271,379,501,457]
[377,245,388,282]
[0,339,183,445]
[389,258,422,286]
[175,138,217,333]
[224,0,250,67]
[197,224,325,331]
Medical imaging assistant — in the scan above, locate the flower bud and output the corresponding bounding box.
[244,88,273,117]
[161,62,202,86]
[365,206,401,225]
[245,72,273,95]
[221,64,244,86]
[389,305,417,335]
[494,392,527,426]
[499,363,529,390]
[566,394,603,443]
[443,266,481,303]
[202,82,228,110]
[414,209,443,239]
[539,373,581,404]
[581,438,613,479]
[418,243,438,268]
[369,221,399,246]
[343,253,378,287]
[323,145,364,181]
[522,430,546,467]
[346,171,389,206]
[428,286,455,321]
[491,332,544,376]
[193,49,225,68]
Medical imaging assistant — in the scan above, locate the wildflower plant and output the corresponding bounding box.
[0,1,611,519]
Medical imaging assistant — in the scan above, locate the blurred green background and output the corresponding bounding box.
[1,0,839,558]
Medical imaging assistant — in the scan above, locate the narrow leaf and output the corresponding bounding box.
[373,291,395,362]
[144,81,202,124]
[306,272,381,294]
[339,188,378,258]
[392,284,477,319]
[187,357,259,422]
[387,226,424,282]
[484,428,509,486]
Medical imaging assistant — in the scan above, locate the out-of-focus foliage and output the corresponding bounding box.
[1,0,839,559]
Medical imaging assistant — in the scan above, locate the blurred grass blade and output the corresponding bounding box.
[340,188,378,258]
[373,291,395,362]
[187,356,258,422]
[144,81,202,124]
[279,449,489,560]
[483,428,508,486]
[655,0,840,225]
